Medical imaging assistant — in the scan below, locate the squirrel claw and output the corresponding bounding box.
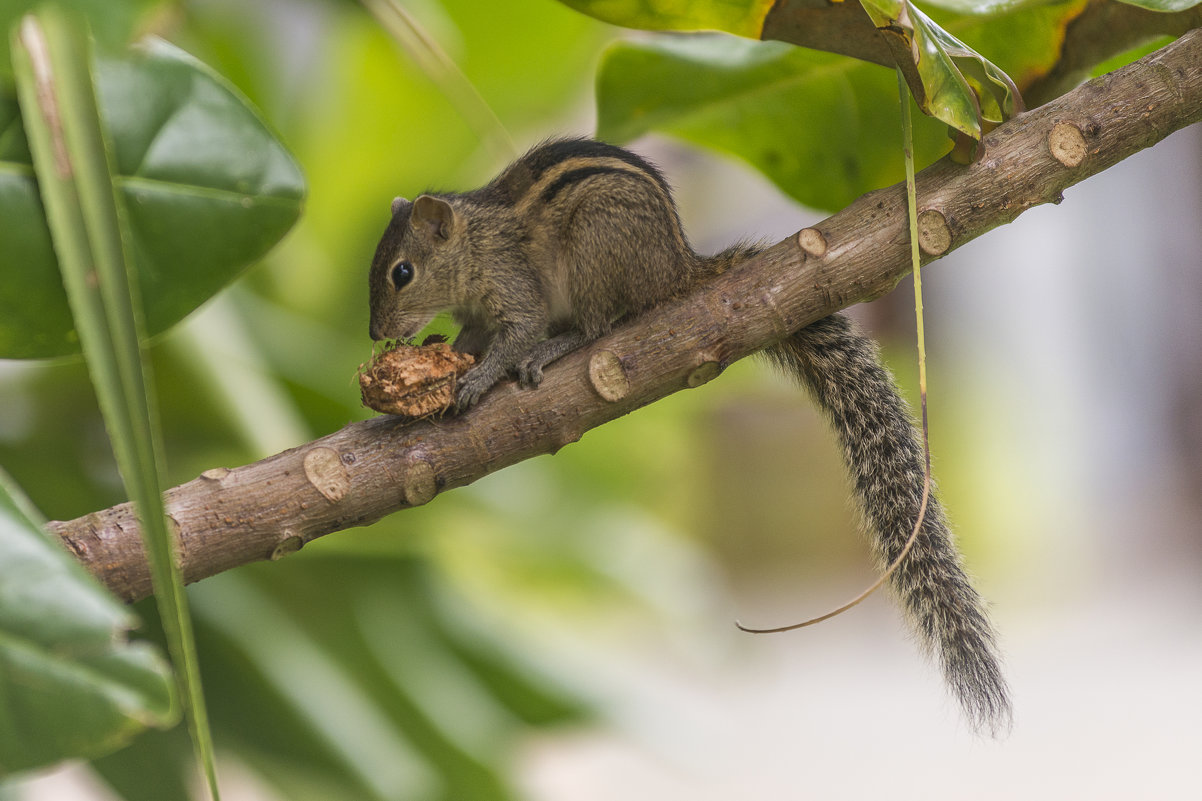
[453,387,480,413]
[454,370,490,412]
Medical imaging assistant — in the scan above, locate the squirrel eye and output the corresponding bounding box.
[389,260,414,290]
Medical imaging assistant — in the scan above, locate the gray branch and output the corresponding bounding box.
[51,29,1202,602]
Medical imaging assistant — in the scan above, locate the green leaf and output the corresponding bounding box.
[596,35,950,211]
[0,36,305,359]
[11,9,219,797]
[556,0,773,37]
[859,0,1021,137]
[0,466,176,775]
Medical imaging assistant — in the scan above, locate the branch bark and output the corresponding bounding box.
[51,29,1202,602]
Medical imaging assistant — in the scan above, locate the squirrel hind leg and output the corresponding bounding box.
[517,331,591,387]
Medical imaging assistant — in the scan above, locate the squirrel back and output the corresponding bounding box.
[370,139,704,345]
[369,138,1010,732]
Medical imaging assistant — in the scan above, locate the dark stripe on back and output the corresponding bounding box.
[525,138,673,196]
[539,166,632,204]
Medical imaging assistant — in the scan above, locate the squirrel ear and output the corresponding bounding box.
[391,197,411,217]
[411,195,456,242]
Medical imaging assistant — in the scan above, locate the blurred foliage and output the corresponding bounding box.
[0,0,160,80]
[557,0,769,35]
[596,35,953,212]
[0,467,176,775]
[573,0,1025,143]
[1,0,619,798]
[88,558,587,801]
[0,0,1190,797]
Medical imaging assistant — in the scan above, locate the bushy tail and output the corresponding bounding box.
[765,313,1011,734]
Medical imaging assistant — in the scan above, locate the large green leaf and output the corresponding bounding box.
[0,36,305,359]
[0,466,176,775]
[596,35,951,211]
[594,0,1103,211]
[563,0,1021,137]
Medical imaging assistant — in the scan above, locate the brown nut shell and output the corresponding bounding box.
[359,342,474,418]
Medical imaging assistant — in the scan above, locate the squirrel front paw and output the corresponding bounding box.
[455,365,500,411]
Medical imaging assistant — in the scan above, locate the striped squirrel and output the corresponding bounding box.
[368,138,1010,732]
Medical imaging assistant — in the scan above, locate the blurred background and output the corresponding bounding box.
[2,0,1200,797]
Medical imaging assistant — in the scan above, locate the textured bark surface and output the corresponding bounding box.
[51,30,1202,602]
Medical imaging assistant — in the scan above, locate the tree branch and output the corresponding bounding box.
[51,29,1202,602]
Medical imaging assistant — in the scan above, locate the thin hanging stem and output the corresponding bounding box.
[736,69,932,635]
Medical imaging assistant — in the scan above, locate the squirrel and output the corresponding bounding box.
[368,137,1011,733]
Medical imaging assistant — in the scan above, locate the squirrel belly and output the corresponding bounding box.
[368,137,1010,732]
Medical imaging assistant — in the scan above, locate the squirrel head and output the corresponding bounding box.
[368,194,464,342]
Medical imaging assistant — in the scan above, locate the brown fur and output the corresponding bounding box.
[369,138,1010,732]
